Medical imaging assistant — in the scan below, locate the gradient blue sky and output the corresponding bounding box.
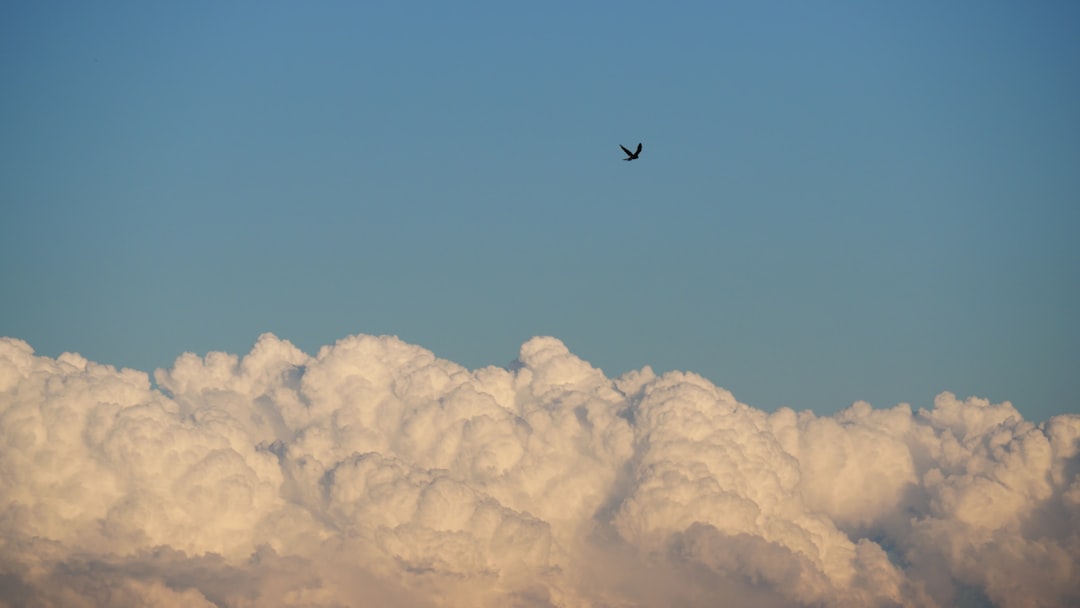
[3,1,1078,419]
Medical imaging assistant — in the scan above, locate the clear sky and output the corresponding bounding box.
[2,1,1078,420]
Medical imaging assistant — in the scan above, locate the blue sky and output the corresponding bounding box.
[2,1,1078,419]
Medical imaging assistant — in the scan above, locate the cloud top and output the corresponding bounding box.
[1,333,1077,607]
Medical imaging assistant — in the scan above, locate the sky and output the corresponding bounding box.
[1,4,1080,605]
[2,2,1079,420]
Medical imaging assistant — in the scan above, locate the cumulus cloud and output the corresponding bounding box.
[1,333,1077,607]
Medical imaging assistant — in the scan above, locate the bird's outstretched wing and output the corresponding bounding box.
[620,145,634,157]
[634,142,642,155]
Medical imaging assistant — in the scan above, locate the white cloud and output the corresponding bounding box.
[1,333,1077,607]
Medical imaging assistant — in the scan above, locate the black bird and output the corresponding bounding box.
[620,142,642,161]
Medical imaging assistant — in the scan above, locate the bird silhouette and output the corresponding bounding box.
[620,142,642,161]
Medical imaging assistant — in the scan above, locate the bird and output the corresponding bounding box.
[620,142,642,161]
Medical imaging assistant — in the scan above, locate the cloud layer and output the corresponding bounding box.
[1,333,1077,607]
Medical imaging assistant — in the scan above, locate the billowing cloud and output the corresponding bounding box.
[1,333,1077,607]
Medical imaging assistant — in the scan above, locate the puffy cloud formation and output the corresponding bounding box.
[1,333,1077,607]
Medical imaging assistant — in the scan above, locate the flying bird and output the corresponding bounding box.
[620,142,642,161]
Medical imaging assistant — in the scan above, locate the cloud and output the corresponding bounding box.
[1,333,1078,607]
